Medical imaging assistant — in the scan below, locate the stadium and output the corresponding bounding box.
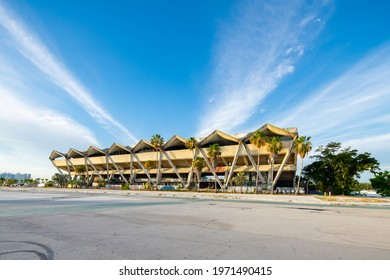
[50,123,298,191]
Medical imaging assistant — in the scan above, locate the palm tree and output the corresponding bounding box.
[250,131,267,193]
[185,137,197,158]
[150,134,164,185]
[294,136,312,195]
[232,171,247,194]
[207,143,222,193]
[74,166,86,188]
[144,160,156,189]
[192,156,205,192]
[52,173,70,188]
[144,160,156,170]
[266,136,284,194]
[185,137,197,190]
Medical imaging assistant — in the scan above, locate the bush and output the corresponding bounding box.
[121,183,129,190]
[45,181,55,187]
[143,181,153,191]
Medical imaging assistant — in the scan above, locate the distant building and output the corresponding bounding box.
[0,172,31,181]
[50,123,298,191]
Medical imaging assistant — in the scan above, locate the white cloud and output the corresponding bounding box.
[277,44,390,138]
[0,86,99,178]
[274,44,390,172]
[197,0,331,136]
[0,3,137,144]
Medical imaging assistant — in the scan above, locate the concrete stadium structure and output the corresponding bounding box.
[50,123,299,190]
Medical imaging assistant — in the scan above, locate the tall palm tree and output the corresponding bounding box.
[74,166,86,188]
[207,143,222,193]
[250,131,267,193]
[294,136,312,195]
[150,134,164,185]
[185,137,197,190]
[232,171,247,194]
[192,156,205,192]
[266,136,283,194]
[144,160,156,189]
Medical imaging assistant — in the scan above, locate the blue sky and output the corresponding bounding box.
[0,0,389,180]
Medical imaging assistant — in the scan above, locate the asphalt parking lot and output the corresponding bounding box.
[1,189,389,259]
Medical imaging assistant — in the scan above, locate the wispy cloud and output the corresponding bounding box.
[277,44,390,141]
[0,3,138,144]
[0,86,99,178]
[275,44,390,171]
[197,0,331,136]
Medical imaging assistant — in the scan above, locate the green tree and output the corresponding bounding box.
[232,172,247,194]
[294,136,312,195]
[144,160,156,189]
[150,134,164,185]
[45,180,54,187]
[370,171,390,196]
[250,131,267,193]
[185,137,198,190]
[266,136,283,194]
[74,166,86,188]
[192,156,205,192]
[207,143,222,193]
[304,142,379,195]
[144,160,156,170]
[52,173,70,188]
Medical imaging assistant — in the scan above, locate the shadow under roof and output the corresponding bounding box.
[132,139,155,153]
[86,146,106,157]
[163,135,188,150]
[199,130,240,147]
[108,143,132,154]
[50,150,66,160]
[67,148,85,158]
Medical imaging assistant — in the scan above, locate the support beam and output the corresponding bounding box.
[271,136,297,190]
[225,142,242,187]
[162,150,185,186]
[85,157,103,180]
[105,155,109,181]
[242,144,266,184]
[64,157,72,174]
[187,148,199,188]
[243,155,249,166]
[221,157,229,166]
[107,155,128,184]
[130,154,133,182]
[65,157,77,179]
[50,159,64,175]
[84,157,89,182]
[157,150,162,185]
[132,152,156,186]
[199,148,224,189]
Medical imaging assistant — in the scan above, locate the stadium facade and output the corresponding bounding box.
[50,123,298,190]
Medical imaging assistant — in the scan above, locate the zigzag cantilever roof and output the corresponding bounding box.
[243,123,297,142]
[86,146,106,156]
[50,150,66,160]
[199,130,240,147]
[67,148,85,158]
[163,135,188,150]
[132,139,154,153]
[108,143,132,154]
[51,124,298,158]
